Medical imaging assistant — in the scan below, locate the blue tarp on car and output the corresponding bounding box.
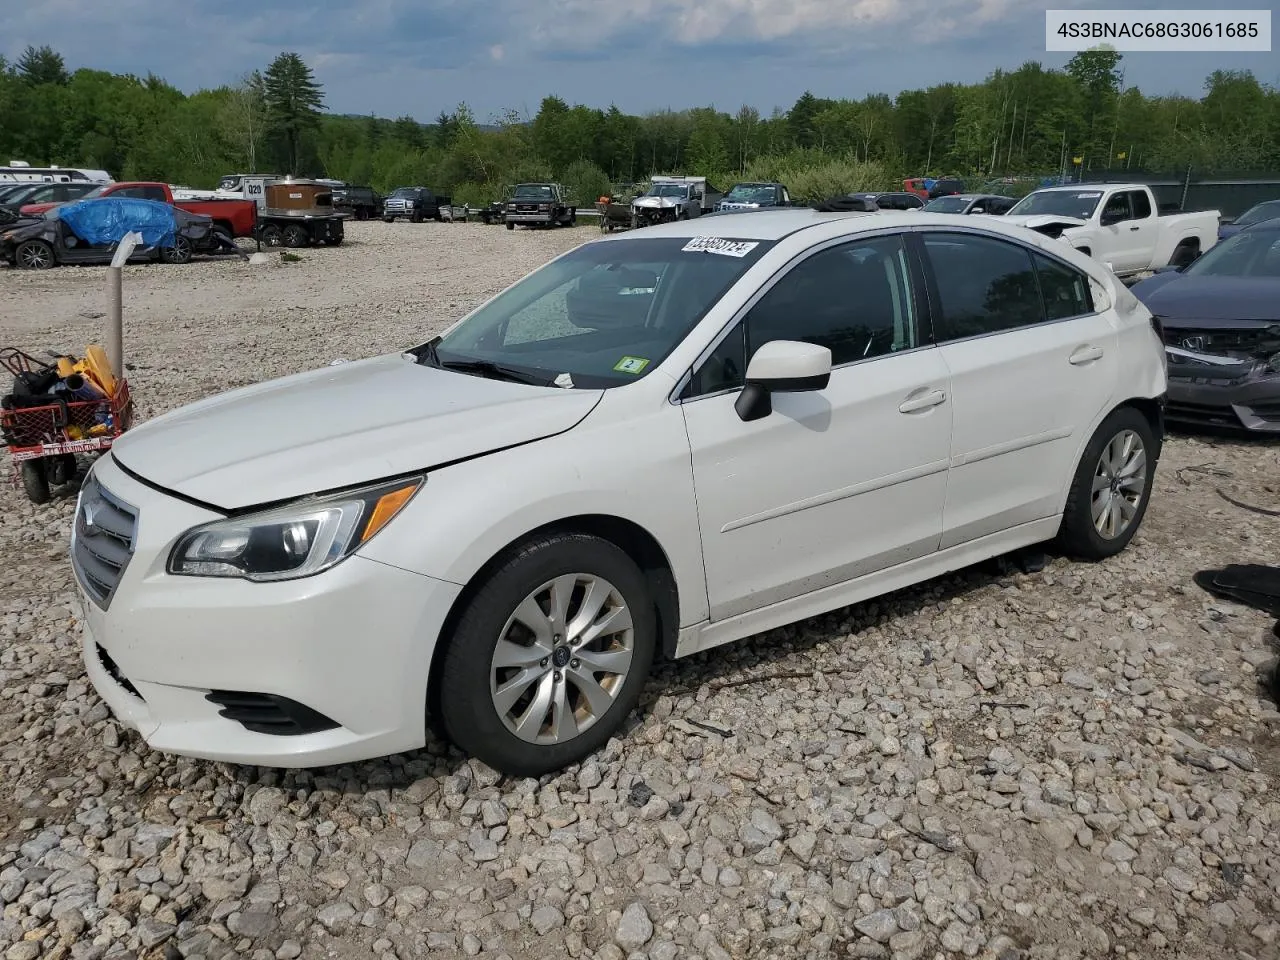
[54,197,177,249]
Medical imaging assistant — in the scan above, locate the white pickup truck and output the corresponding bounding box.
[997,183,1220,277]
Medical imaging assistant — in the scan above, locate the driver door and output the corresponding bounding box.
[679,232,953,622]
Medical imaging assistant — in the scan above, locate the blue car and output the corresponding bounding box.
[1130,219,1280,433]
[1218,199,1280,241]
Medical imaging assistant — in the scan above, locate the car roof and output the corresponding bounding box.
[594,208,1063,243]
[1035,183,1138,192]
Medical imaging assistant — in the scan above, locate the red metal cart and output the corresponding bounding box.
[0,348,134,504]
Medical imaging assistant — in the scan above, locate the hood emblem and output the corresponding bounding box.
[1180,336,1206,351]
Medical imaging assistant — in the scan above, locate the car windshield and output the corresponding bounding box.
[430,235,775,387]
[648,184,689,198]
[1182,228,1280,278]
[390,188,416,198]
[514,185,553,199]
[1234,201,1280,227]
[1007,190,1102,219]
[724,185,775,203]
[923,196,970,213]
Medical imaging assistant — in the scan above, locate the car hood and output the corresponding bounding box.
[633,196,681,208]
[999,214,1089,231]
[108,353,604,510]
[1129,274,1280,324]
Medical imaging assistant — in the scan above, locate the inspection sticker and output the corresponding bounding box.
[1076,192,1102,198]
[613,356,650,374]
[681,237,759,257]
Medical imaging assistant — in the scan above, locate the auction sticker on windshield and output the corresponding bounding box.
[613,356,650,374]
[681,237,760,257]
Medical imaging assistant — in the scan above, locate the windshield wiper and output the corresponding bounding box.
[414,337,549,386]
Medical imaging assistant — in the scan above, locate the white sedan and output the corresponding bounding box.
[72,209,1168,776]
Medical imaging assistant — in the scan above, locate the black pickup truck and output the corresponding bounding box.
[332,185,383,220]
[382,186,452,223]
[504,183,576,229]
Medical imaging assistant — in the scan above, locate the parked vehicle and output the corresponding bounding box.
[478,197,507,225]
[505,183,577,229]
[1217,199,1280,241]
[848,192,925,211]
[904,177,966,200]
[0,161,112,183]
[631,177,723,227]
[1130,219,1280,433]
[330,184,383,221]
[0,181,105,223]
[921,193,1018,215]
[1001,183,1220,276]
[382,187,450,223]
[2,198,217,269]
[20,181,258,241]
[72,209,1167,776]
[716,182,794,213]
[255,179,347,248]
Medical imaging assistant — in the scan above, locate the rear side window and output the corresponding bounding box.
[921,233,1042,339]
[1034,252,1094,319]
[1129,190,1152,218]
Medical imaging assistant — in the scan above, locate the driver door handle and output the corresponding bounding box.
[1070,345,1104,365]
[1128,226,1140,231]
[899,389,946,413]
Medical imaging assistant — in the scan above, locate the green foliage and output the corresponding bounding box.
[0,45,1276,211]
[561,159,612,206]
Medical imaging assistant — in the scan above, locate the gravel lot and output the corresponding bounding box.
[1,221,1279,960]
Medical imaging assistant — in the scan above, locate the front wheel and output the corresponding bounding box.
[259,224,283,247]
[506,221,515,230]
[438,533,656,777]
[1056,406,1158,560]
[15,240,55,269]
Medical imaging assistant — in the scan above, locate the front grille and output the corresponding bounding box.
[1163,325,1280,357]
[71,473,138,610]
[206,691,340,736]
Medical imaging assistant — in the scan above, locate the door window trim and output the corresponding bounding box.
[909,228,1102,348]
[672,226,935,404]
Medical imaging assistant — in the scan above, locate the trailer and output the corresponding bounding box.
[255,179,348,248]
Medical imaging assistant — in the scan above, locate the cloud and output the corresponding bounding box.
[0,0,1268,122]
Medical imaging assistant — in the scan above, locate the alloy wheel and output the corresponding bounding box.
[1091,429,1147,539]
[489,573,635,745]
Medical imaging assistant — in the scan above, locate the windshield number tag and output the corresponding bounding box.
[681,237,759,258]
[613,356,650,374]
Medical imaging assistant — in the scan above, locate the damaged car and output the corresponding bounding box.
[1130,218,1280,433]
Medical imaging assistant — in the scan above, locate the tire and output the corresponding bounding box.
[48,454,76,487]
[283,224,309,248]
[382,217,395,223]
[15,240,55,270]
[21,461,50,504]
[506,221,515,230]
[1056,406,1158,560]
[160,235,192,264]
[260,224,283,247]
[410,209,423,224]
[356,207,369,221]
[438,533,657,777]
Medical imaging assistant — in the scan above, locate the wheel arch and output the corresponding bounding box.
[1056,394,1164,516]
[425,513,681,725]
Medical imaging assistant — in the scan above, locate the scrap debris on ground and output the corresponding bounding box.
[0,222,1278,960]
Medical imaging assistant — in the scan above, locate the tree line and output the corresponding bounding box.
[1,44,1277,207]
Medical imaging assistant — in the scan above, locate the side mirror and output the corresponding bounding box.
[734,340,832,422]
[970,206,985,214]
[1099,211,1123,226]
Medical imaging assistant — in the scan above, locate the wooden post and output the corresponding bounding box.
[107,267,123,381]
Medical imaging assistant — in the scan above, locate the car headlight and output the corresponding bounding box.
[167,476,422,582]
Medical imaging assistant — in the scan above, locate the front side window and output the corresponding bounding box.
[685,234,921,397]
[433,236,773,388]
[1101,192,1132,223]
[921,232,1042,339]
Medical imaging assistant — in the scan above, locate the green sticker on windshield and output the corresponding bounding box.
[613,356,649,374]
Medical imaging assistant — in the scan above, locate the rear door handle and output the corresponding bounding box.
[1070,345,1104,365]
[899,389,946,413]
[1129,226,1140,231]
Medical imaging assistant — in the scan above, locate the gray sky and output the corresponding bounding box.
[3,0,1275,122]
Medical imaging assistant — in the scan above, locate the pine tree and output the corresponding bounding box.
[262,52,324,174]
[16,45,68,85]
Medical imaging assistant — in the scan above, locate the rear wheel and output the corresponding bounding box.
[283,224,309,248]
[438,533,656,777]
[410,209,423,223]
[48,454,76,486]
[259,224,283,247]
[1056,406,1158,560]
[15,240,54,270]
[21,461,50,504]
[160,235,192,264]
[506,221,515,230]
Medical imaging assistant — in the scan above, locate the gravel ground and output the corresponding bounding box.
[1,221,1279,960]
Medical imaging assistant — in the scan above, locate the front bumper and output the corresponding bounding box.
[1165,368,1280,433]
[73,453,463,767]
[506,210,554,223]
